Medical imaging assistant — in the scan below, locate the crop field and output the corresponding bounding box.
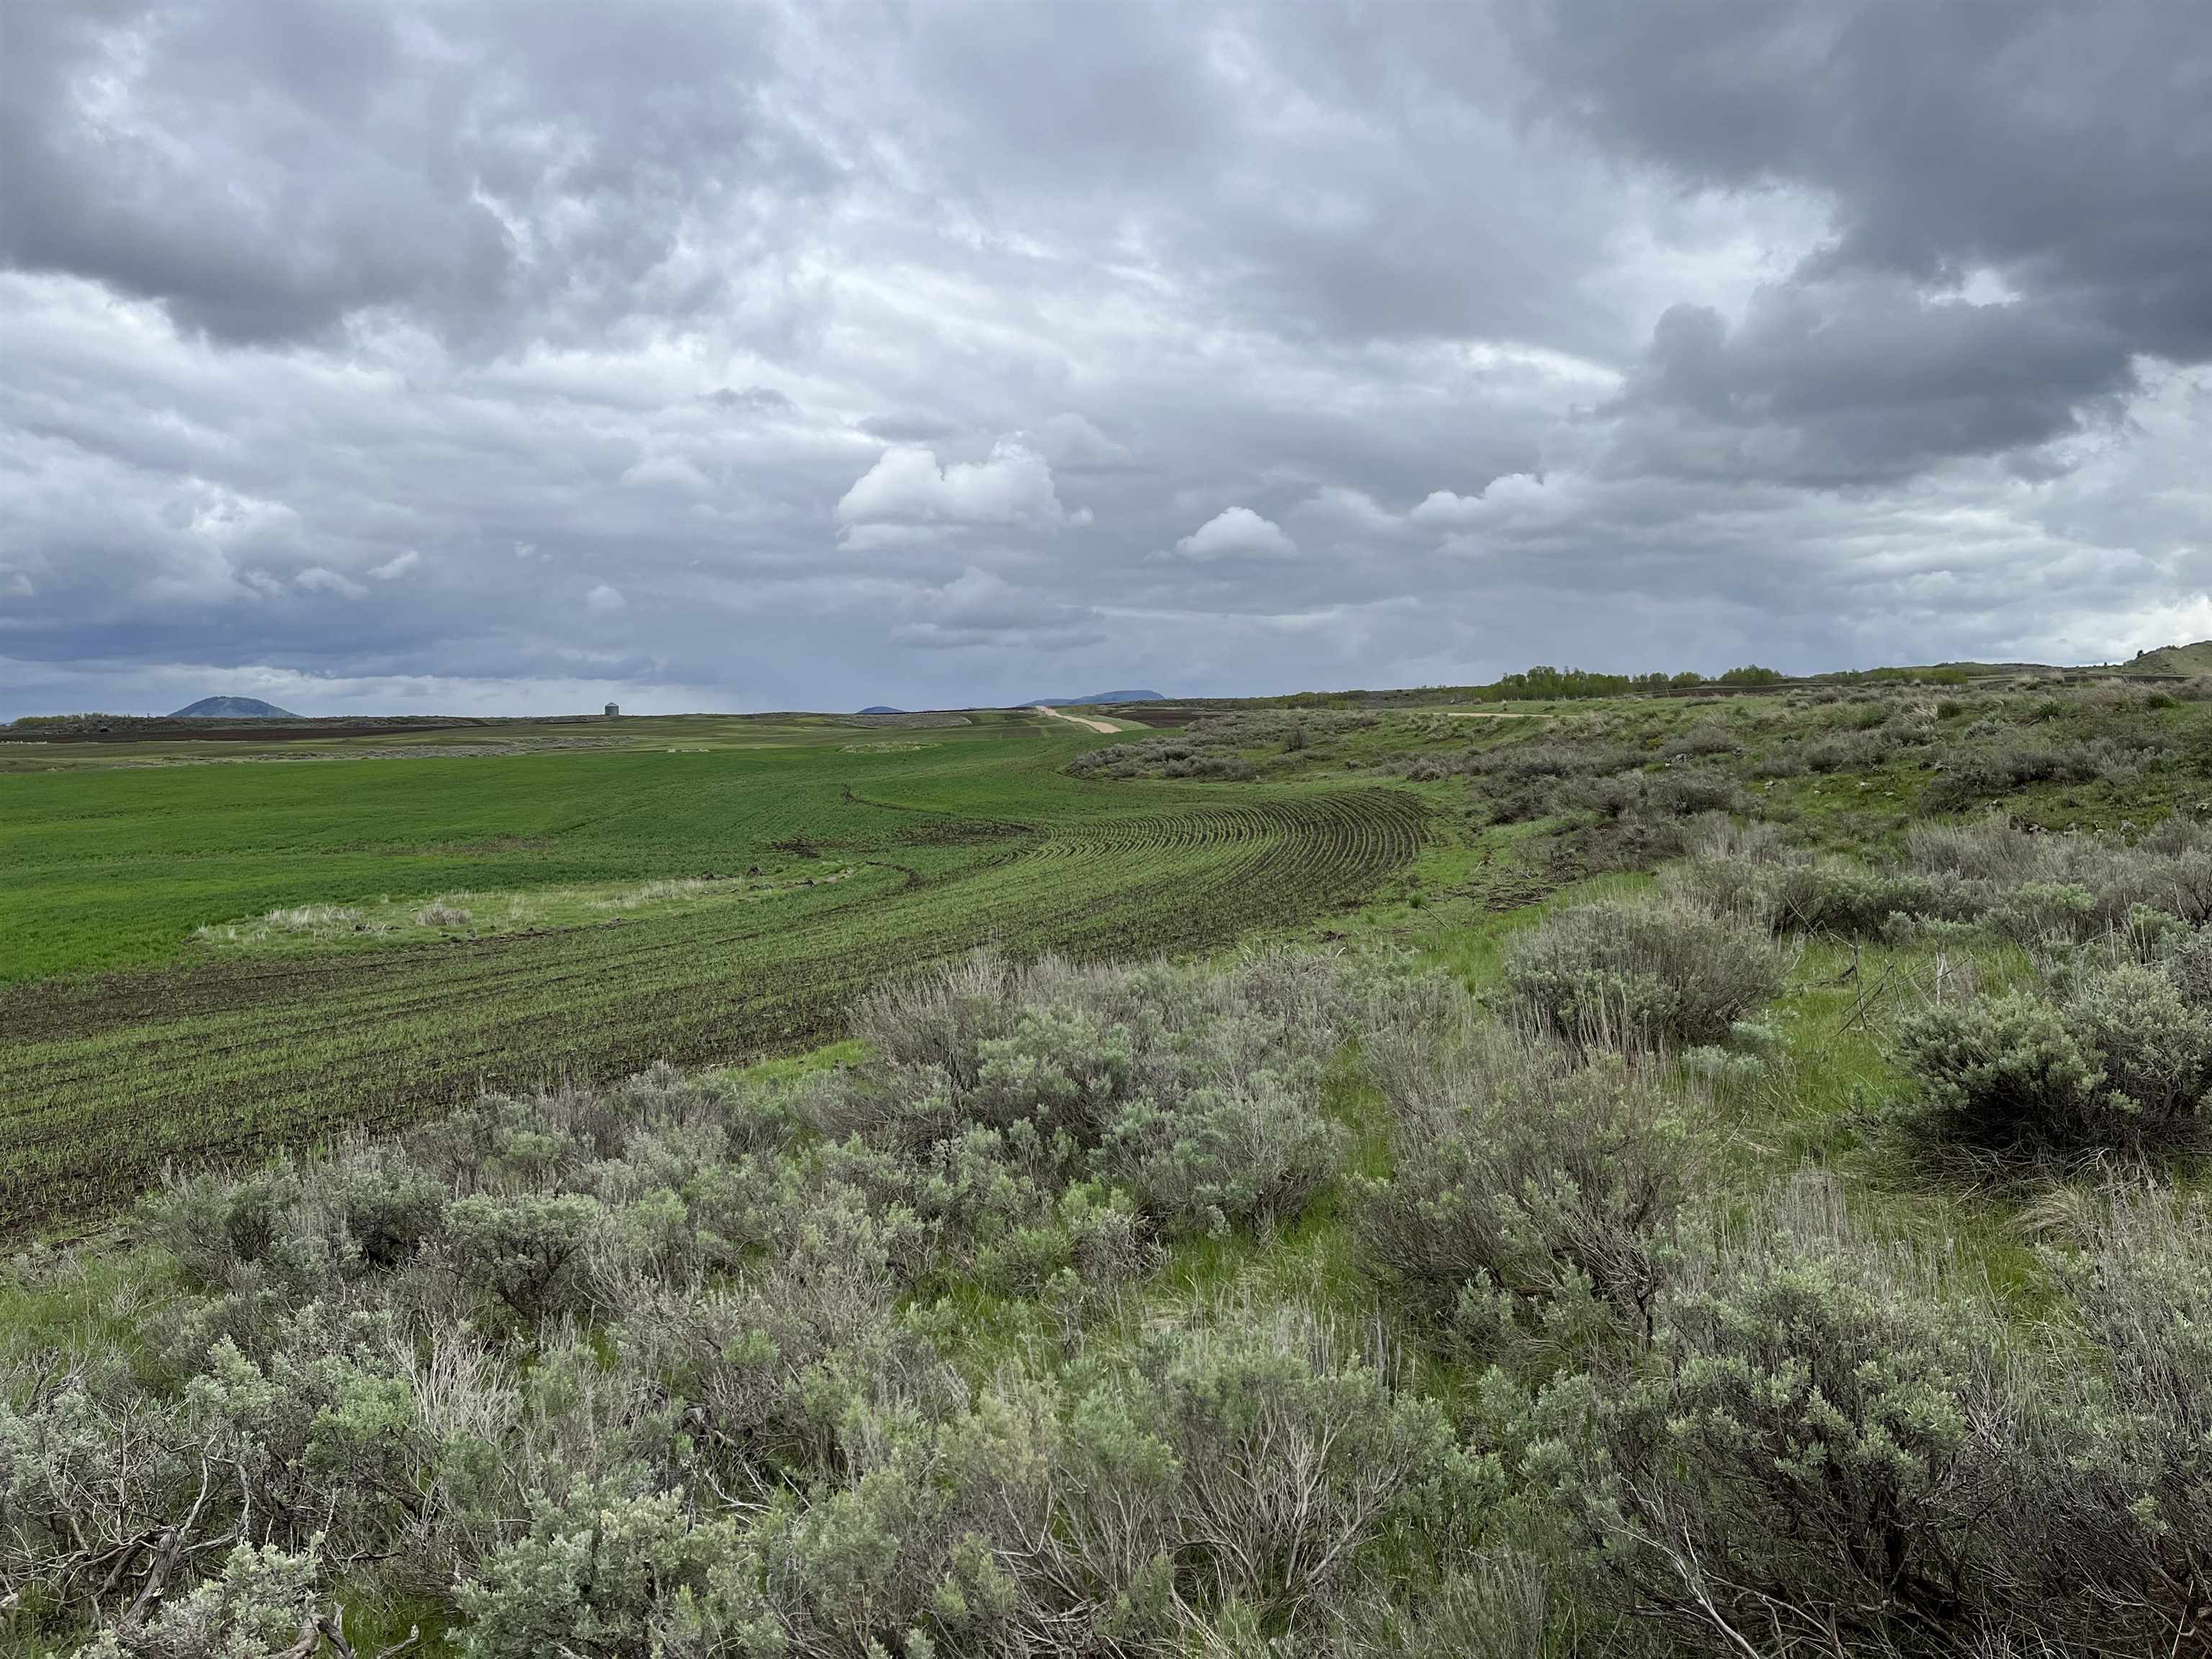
[0,711,1427,1231]
[17,672,2212,1658]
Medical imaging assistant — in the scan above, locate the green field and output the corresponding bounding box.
[0,710,1427,1229]
[12,676,2212,1656]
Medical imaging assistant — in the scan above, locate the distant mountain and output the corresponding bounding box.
[169,696,299,719]
[1027,689,1165,706]
[858,704,907,714]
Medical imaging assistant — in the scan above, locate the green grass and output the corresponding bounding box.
[11,677,2204,1246]
[9,675,2209,1652]
[2126,641,2212,676]
[1,712,1018,981]
[0,711,1430,1233]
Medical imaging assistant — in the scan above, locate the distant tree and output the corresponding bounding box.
[1486,665,1636,702]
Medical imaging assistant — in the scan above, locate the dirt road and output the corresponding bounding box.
[1033,704,1123,734]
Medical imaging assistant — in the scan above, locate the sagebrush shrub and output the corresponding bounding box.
[1330,1552,1553,1659]
[406,1089,588,1195]
[74,1542,331,1659]
[1504,896,1788,1048]
[455,1303,1476,1657]
[2067,963,2212,1130]
[1895,966,2212,1156]
[1676,814,2212,949]
[135,1164,304,1288]
[1662,723,1739,758]
[443,1192,607,1323]
[1802,730,1890,772]
[848,952,1029,1087]
[2164,924,2212,1007]
[1640,765,1745,817]
[2014,1190,2212,1652]
[1513,1179,2024,1657]
[45,903,2212,1659]
[455,1485,754,1659]
[1667,819,1974,939]
[1892,992,2108,1152]
[1133,1305,1467,1621]
[1467,739,1640,783]
[1989,878,2102,948]
[817,951,1359,1247]
[1102,1069,1346,1237]
[1354,1015,1691,1350]
[1910,814,2212,932]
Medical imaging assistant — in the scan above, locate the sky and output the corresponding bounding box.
[1,1,2208,719]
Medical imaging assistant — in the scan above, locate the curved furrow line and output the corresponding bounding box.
[0,786,1427,1231]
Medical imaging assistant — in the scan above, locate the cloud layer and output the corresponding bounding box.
[1,1,2207,716]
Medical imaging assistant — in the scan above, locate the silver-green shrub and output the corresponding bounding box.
[1893,992,2109,1152]
[1511,1179,2020,1657]
[1354,1012,1691,1352]
[1504,896,1789,1048]
[1895,963,2212,1155]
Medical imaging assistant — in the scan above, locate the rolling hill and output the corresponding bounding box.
[1025,688,1165,706]
[169,696,300,718]
[2126,640,2212,676]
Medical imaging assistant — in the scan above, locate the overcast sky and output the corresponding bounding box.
[2,1,2208,717]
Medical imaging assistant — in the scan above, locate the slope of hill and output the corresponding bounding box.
[1025,688,1164,705]
[2127,639,2212,675]
[169,696,300,718]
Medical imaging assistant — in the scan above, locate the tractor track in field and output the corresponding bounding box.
[0,785,1428,1234]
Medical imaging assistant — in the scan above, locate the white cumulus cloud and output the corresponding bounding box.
[1168,506,1299,562]
[370,549,422,580]
[835,441,1086,532]
[584,583,627,614]
[1408,489,1488,528]
[1408,476,1577,542]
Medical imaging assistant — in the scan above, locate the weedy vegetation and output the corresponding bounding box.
[6,678,2212,1655]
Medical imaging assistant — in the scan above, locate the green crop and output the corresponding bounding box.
[0,712,1426,1232]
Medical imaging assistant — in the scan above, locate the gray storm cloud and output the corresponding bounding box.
[1,0,2207,717]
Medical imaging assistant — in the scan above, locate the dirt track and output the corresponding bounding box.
[1033,704,1122,734]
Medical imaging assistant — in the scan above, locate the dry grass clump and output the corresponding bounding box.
[587,876,719,911]
[192,902,367,945]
